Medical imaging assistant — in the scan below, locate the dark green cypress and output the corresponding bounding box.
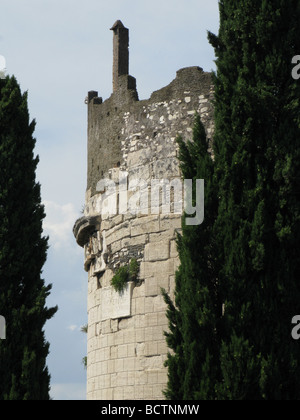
[0,76,57,400]
[163,114,219,400]
[165,0,300,400]
[208,0,300,399]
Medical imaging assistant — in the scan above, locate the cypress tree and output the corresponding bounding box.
[163,114,219,400]
[165,0,300,400]
[0,76,57,400]
[208,0,300,399]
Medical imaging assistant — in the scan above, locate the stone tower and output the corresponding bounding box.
[74,21,214,400]
[111,20,129,93]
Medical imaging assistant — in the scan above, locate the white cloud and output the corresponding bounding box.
[50,382,86,401]
[68,325,79,332]
[43,201,80,250]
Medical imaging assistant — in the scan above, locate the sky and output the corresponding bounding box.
[0,0,219,400]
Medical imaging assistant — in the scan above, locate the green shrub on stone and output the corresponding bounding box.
[111,259,139,293]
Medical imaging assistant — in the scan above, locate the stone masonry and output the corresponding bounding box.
[73,21,214,400]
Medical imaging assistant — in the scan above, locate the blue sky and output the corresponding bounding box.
[0,0,219,400]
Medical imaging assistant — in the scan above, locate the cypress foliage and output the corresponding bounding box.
[208,0,300,399]
[163,115,219,400]
[164,0,300,400]
[0,76,57,400]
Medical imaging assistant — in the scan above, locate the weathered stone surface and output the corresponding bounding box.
[101,282,134,321]
[131,216,160,237]
[144,240,169,262]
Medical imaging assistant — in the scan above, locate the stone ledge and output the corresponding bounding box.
[73,216,101,247]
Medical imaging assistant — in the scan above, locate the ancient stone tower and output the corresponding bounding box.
[74,21,214,400]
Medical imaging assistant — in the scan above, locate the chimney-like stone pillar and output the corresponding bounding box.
[110,20,129,93]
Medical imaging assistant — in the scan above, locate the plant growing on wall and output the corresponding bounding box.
[81,324,88,370]
[111,258,139,293]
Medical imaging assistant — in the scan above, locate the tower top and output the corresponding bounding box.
[110,20,126,31]
[110,20,129,93]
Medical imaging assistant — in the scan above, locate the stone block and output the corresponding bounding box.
[134,296,145,315]
[107,359,115,374]
[157,340,168,356]
[144,326,154,342]
[114,387,124,400]
[117,344,128,359]
[152,325,165,342]
[132,282,145,299]
[136,342,145,357]
[111,239,122,254]
[115,358,124,373]
[144,296,154,314]
[144,355,164,370]
[145,312,158,327]
[110,346,117,360]
[149,230,174,243]
[116,372,128,387]
[144,240,169,262]
[101,282,134,321]
[111,319,119,333]
[145,341,158,357]
[134,315,145,329]
[118,317,134,330]
[102,388,114,400]
[102,319,112,335]
[135,328,145,343]
[121,234,147,248]
[153,295,167,313]
[114,330,125,346]
[145,277,159,297]
[127,371,135,386]
[157,370,168,385]
[124,385,134,400]
[170,240,178,258]
[135,372,147,387]
[141,259,174,281]
[144,273,170,297]
[112,214,124,226]
[147,371,158,385]
[159,214,181,231]
[127,343,136,357]
[143,385,154,399]
[131,215,160,237]
[105,222,131,246]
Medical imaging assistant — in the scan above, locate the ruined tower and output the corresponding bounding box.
[74,21,214,400]
[111,20,129,93]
